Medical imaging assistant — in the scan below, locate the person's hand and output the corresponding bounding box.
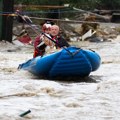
[43,34,54,46]
[40,35,44,41]
[43,36,53,46]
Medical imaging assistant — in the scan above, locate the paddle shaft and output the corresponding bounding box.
[16,13,72,55]
[16,13,40,35]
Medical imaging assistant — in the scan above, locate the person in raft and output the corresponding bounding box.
[49,25,70,49]
[33,24,70,58]
[33,22,53,58]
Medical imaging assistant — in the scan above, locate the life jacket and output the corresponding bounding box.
[50,35,59,49]
[33,35,46,58]
[33,48,44,58]
[51,35,70,48]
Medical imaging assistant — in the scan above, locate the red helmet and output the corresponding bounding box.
[42,23,52,32]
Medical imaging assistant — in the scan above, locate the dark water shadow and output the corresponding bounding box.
[52,75,103,83]
[34,75,103,83]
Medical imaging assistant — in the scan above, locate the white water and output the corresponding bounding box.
[0,39,120,120]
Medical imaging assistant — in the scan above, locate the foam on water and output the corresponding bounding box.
[0,40,120,120]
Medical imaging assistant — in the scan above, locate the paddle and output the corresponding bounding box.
[15,12,39,35]
[15,13,74,56]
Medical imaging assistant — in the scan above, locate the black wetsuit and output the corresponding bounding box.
[50,35,70,48]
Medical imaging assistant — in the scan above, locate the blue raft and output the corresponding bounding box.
[18,46,101,78]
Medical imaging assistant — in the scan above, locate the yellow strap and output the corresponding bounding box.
[0,13,17,16]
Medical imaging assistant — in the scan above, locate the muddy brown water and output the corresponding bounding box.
[0,38,120,120]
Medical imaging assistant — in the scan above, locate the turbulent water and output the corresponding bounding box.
[0,38,120,120]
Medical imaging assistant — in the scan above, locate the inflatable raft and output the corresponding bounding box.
[18,46,101,78]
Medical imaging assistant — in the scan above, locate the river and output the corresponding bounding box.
[0,37,120,120]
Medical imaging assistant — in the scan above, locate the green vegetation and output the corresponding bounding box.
[14,0,120,10]
[13,0,120,21]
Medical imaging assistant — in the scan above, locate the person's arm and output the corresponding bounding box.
[34,35,42,48]
[57,36,70,48]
